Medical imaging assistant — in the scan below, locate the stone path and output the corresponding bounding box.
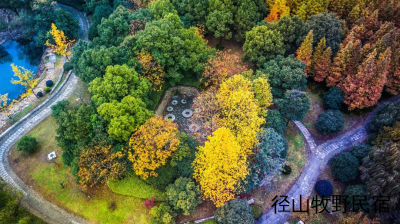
[257,95,400,224]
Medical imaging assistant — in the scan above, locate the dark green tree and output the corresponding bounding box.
[172,0,209,25]
[322,87,344,110]
[343,184,370,211]
[16,136,38,154]
[84,0,109,13]
[214,199,255,224]
[264,110,287,135]
[89,64,151,106]
[136,13,212,85]
[233,0,264,42]
[276,90,310,121]
[304,13,343,54]
[93,5,135,47]
[148,0,178,19]
[330,152,359,183]
[315,110,344,135]
[75,45,134,83]
[259,55,307,97]
[206,4,234,40]
[88,4,113,39]
[166,177,201,215]
[245,128,287,191]
[360,142,400,210]
[350,144,371,162]
[243,25,284,67]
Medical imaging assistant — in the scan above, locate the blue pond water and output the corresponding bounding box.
[0,41,40,101]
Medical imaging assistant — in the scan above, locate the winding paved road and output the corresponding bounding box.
[257,96,400,224]
[0,5,89,224]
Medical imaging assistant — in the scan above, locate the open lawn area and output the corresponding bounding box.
[251,122,306,211]
[9,116,150,224]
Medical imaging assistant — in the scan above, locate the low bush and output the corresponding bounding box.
[315,110,344,135]
[315,180,333,197]
[44,87,52,93]
[16,136,38,154]
[343,184,370,211]
[149,203,177,224]
[281,165,292,175]
[144,164,178,190]
[46,80,54,87]
[37,92,43,98]
[251,204,263,219]
[107,175,166,201]
[63,61,73,71]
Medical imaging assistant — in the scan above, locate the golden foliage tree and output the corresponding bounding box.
[193,127,248,207]
[252,76,273,117]
[0,94,9,116]
[217,74,265,154]
[128,116,180,179]
[78,145,125,191]
[296,30,313,74]
[11,64,38,99]
[266,0,290,22]
[137,51,165,91]
[45,23,74,57]
[202,49,250,88]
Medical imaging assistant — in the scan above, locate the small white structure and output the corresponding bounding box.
[297,221,305,224]
[189,123,200,132]
[165,114,176,122]
[182,109,193,118]
[47,151,57,161]
[166,106,174,112]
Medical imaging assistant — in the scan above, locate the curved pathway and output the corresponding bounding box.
[257,96,400,224]
[0,5,89,224]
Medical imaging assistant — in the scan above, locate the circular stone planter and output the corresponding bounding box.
[189,123,200,132]
[164,114,176,122]
[166,106,174,112]
[181,99,187,104]
[172,95,179,100]
[171,100,178,106]
[182,109,193,118]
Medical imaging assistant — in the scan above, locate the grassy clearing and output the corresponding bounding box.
[10,117,150,224]
[252,123,306,210]
[107,175,166,201]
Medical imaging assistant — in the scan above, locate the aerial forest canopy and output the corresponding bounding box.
[3,0,399,223]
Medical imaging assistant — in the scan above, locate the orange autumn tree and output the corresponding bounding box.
[137,52,165,91]
[128,116,180,179]
[339,49,391,110]
[217,74,265,154]
[296,30,313,74]
[78,145,125,191]
[193,127,248,207]
[266,0,290,22]
[202,49,250,88]
[45,23,74,57]
[310,37,332,82]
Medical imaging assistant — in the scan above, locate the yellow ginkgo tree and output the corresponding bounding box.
[45,23,75,57]
[11,64,39,99]
[0,94,9,116]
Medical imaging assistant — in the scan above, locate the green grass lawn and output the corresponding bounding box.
[107,175,166,201]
